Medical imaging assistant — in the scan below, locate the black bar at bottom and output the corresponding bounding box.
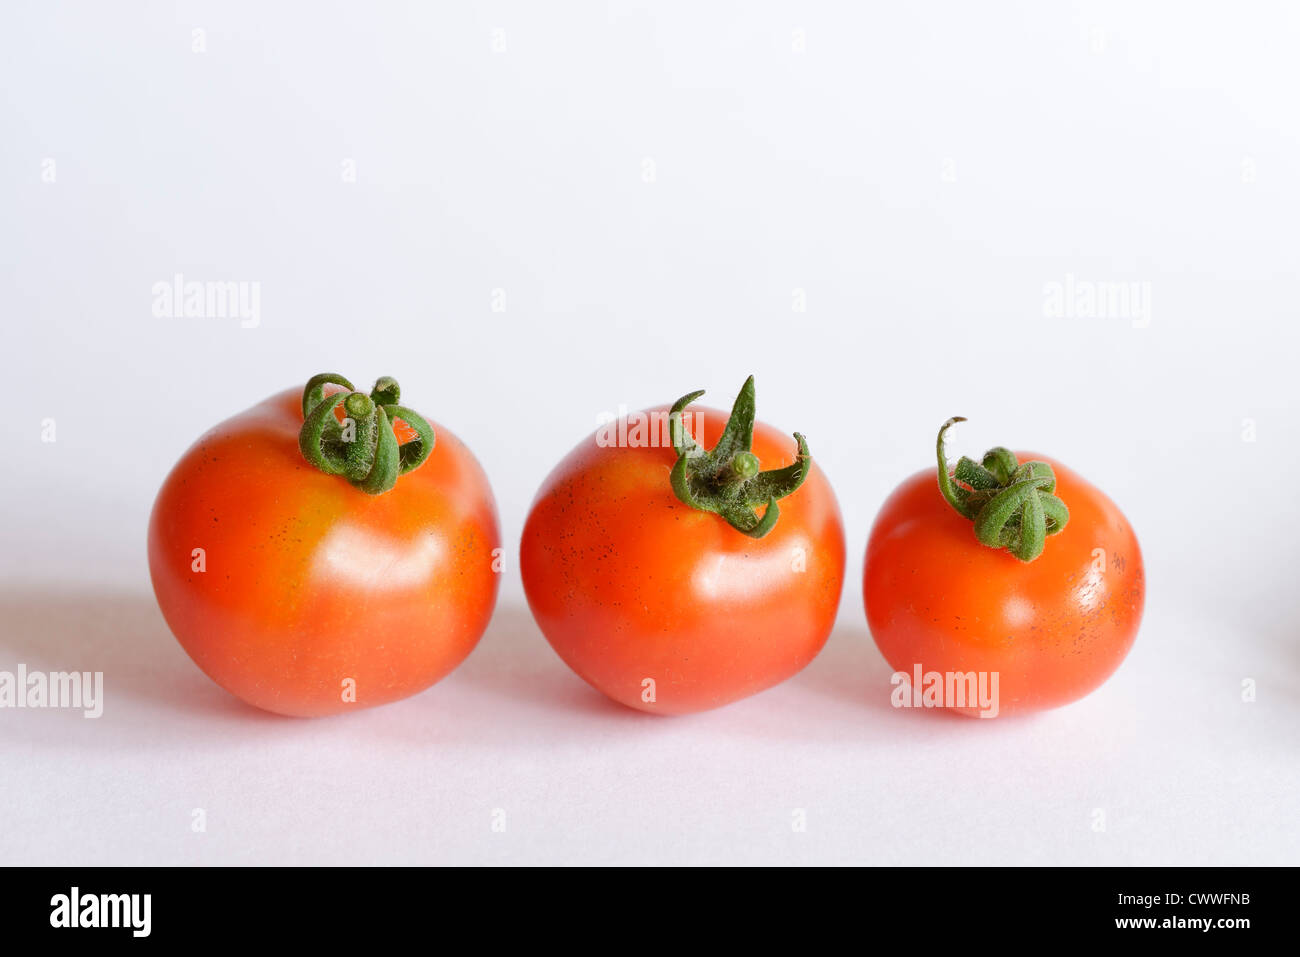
[0,865,1283,943]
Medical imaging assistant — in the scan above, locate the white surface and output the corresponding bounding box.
[2,1,1297,865]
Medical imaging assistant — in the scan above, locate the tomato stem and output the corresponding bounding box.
[668,376,811,538]
[298,373,436,494]
[936,417,1068,562]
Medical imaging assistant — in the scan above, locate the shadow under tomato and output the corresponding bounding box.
[1245,571,1300,711]
[0,587,639,727]
[452,603,918,729]
[788,619,897,711]
[0,587,278,728]
[448,601,661,722]
[779,616,1050,733]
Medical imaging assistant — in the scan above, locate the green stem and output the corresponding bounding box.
[668,376,811,538]
[298,373,436,494]
[936,417,1068,562]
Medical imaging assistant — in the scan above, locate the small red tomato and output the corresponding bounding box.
[148,373,501,717]
[521,377,846,714]
[863,418,1144,716]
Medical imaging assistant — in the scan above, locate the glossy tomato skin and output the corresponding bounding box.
[148,387,500,717]
[521,406,846,715]
[863,455,1143,716]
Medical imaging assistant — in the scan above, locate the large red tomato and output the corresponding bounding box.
[863,418,1144,716]
[148,373,500,717]
[521,378,846,714]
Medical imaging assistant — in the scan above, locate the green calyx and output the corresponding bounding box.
[936,417,1068,562]
[668,376,811,539]
[298,373,435,494]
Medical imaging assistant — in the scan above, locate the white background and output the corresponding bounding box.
[2,2,1297,865]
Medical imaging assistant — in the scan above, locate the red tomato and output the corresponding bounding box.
[520,379,846,714]
[864,422,1144,716]
[148,375,500,717]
